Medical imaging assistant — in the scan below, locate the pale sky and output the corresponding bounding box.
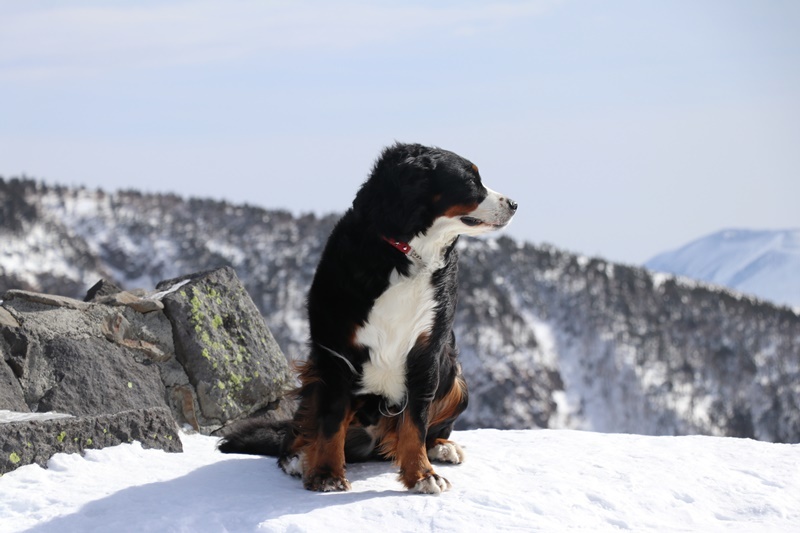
[1,0,798,264]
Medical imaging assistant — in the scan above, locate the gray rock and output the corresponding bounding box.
[158,267,292,429]
[3,289,89,311]
[1,308,29,412]
[0,354,28,412]
[95,290,165,313]
[0,406,182,474]
[85,281,163,313]
[0,307,19,329]
[84,278,124,302]
[0,296,175,417]
[1,270,294,436]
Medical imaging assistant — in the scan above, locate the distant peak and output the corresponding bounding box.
[645,228,800,308]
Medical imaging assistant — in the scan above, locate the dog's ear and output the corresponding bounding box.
[354,144,439,240]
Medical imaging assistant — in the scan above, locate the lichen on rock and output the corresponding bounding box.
[158,267,292,430]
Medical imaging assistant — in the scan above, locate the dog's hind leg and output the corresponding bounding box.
[426,438,465,464]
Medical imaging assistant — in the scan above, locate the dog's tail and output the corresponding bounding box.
[217,418,292,456]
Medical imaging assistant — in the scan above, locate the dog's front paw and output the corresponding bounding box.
[304,473,352,492]
[427,440,465,464]
[412,473,451,495]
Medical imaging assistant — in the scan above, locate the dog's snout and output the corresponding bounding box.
[506,198,518,212]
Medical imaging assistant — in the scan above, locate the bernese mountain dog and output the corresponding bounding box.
[219,142,517,494]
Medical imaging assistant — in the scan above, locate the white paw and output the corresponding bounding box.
[279,452,305,477]
[427,441,465,464]
[413,474,451,495]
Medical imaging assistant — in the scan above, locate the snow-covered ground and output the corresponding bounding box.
[1,430,797,532]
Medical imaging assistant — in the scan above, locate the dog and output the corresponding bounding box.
[219,142,517,494]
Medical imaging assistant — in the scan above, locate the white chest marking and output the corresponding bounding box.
[356,268,437,405]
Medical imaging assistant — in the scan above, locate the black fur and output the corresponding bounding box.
[217,419,290,456]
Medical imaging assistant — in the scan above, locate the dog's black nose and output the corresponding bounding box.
[507,198,518,212]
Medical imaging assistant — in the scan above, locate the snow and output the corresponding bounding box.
[0,411,73,424]
[0,224,92,288]
[148,278,191,300]
[2,430,798,532]
[646,228,800,308]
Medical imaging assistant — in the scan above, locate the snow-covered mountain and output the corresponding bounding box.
[2,178,799,442]
[646,229,800,309]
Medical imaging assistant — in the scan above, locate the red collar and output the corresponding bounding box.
[381,236,412,255]
[382,236,425,264]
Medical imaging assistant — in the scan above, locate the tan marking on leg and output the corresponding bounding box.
[303,407,355,491]
[394,414,436,489]
[427,375,467,430]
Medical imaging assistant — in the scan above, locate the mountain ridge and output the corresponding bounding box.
[646,228,800,309]
[2,177,798,442]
